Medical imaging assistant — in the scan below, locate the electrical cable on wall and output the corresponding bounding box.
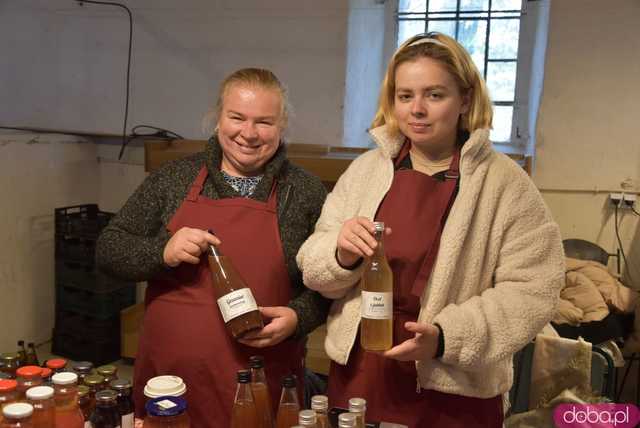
[614,204,637,286]
[77,0,133,160]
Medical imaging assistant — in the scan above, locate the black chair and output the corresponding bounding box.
[562,239,639,403]
[562,239,619,272]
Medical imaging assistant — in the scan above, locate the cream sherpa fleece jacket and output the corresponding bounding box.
[296,125,565,398]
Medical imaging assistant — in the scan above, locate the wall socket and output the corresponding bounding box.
[610,192,637,208]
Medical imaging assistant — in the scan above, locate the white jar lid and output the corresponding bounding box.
[26,385,55,400]
[51,371,78,385]
[143,375,187,398]
[3,402,34,418]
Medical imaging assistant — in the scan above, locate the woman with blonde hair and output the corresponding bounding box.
[297,33,564,426]
[97,67,329,427]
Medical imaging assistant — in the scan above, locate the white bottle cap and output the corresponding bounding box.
[3,402,34,418]
[26,385,55,400]
[348,397,367,412]
[311,394,328,410]
[51,371,78,385]
[338,412,357,428]
[144,375,187,398]
[298,409,317,424]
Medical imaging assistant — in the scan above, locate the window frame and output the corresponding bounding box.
[388,0,544,153]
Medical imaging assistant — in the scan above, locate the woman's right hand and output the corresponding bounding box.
[163,227,221,267]
[336,217,380,268]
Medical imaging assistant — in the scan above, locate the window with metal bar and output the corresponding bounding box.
[397,0,524,144]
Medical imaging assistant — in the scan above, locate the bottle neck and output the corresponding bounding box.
[235,382,254,403]
[250,368,267,384]
[279,387,298,406]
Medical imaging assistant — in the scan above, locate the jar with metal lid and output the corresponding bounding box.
[15,366,43,400]
[26,385,55,428]
[144,396,190,428]
[1,402,34,427]
[71,361,93,385]
[110,379,134,428]
[77,385,93,423]
[90,389,121,428]
[0,354,20,379]
[83,375,105,399]
[96,365,118,388]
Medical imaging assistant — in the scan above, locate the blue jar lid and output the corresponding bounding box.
[145,396,187,416]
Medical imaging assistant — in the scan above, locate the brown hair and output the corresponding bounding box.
[371,32,492,135]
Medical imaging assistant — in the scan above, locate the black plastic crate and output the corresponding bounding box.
[55,236,97,265]
[55,260,132,293]
[55,204,113,239]
[54,310,120,343]
[55,283,136,320]
[52,328,120,366]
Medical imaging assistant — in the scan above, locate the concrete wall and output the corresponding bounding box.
[0,0,349,146]
[534,0,640,285]
[0,132,99,351]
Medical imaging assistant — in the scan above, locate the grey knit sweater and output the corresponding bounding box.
[96,137,330,338]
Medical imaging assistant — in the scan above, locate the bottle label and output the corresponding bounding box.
[122,413,134,428]
[217,288,259,323]
[361,291,392,319]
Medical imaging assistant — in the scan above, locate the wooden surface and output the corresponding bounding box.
[145,139,531,183]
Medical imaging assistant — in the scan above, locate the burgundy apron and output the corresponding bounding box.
[133,165,304,427]
[328,142,503,427]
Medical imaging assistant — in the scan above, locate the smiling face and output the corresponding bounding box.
[393,56,469,159]
[217,84,283,177]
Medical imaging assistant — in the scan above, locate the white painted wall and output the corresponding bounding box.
[0,132,99,351]
[0,0,349,146]
[534,0,640,286]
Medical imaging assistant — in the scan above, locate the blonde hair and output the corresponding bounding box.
[202,67,290,135]
[371,32,493,134]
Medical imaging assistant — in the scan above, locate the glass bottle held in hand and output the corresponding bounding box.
[207,243,263,339]
[360,221,393,351]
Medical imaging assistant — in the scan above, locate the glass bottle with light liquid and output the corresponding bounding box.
[230,370,258,428]
[348,398,366,428]
[207,242,263,339]
[275,375,299,428]
[310,395,329,428]
[249,356,274,428]
[360,221,393,351]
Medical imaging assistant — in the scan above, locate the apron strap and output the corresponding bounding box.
[186,165,209,201]
[265,177,279,211]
